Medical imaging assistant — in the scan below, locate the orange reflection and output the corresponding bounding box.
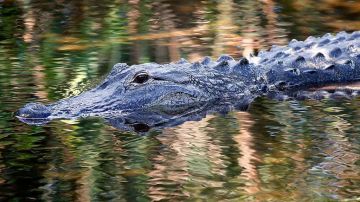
[23,9,35,43]
[234,112,261,195]
[33,65,48,100]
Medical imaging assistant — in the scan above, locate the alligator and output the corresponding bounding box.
[17,31,360,129]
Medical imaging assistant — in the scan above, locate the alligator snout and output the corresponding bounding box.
[16,103,51,119]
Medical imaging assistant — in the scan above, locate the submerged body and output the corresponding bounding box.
[17,31,360,128]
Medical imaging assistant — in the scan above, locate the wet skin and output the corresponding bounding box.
[17,31,360,127]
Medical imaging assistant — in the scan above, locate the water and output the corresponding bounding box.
[1,0,360,201]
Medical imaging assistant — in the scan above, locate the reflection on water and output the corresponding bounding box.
[0,0,360,201]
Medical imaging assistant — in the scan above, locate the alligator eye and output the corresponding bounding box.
[132,73,150,84]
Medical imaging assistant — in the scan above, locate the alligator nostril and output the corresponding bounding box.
[16,103,51,119]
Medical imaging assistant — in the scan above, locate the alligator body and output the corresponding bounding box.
[17,31,360,129]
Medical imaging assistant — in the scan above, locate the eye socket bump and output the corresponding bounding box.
[132,72,150,84]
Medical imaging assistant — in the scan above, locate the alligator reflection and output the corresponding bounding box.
[106,103,244,133]
[103,90,360,133]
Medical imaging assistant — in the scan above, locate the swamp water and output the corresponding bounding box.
[0,0,359,201]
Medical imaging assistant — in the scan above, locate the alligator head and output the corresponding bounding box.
[16,59,257,125]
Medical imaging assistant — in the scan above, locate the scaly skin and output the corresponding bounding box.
[17,31,360,126]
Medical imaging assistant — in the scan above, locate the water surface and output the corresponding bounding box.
[0,0,360,201]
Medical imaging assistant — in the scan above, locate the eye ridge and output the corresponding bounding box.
[132,72,150,84]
